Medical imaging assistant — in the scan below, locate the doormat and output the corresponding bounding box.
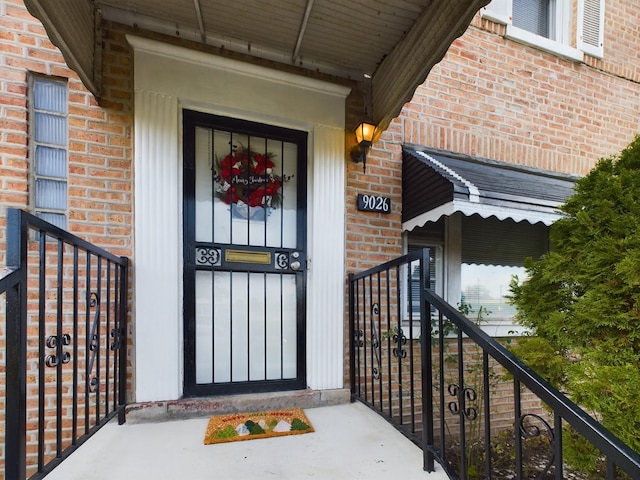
[203,408,314,445]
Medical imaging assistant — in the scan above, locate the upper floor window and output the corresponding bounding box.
[29,75,68,230]
[482,0,605,60]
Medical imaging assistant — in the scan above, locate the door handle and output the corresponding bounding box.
[290,261,301,271]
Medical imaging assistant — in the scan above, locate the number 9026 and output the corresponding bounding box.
[357,194,391,214]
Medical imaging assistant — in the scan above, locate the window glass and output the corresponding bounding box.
[461,263,525,324]
[513,0,550,38]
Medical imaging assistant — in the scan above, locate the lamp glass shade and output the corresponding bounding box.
[355,122,376,145]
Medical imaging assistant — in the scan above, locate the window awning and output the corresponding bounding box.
[402,148,578,231]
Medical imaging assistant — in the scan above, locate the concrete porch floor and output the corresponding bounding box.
[45,401,449,480]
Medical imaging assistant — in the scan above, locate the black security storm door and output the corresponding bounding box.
[182,110,308,396]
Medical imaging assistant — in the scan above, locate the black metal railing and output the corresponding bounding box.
[2,209,129,480]
[349,249,640,479]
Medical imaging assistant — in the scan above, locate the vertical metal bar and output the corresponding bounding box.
[606,459,616,479]
[376,271,382,409]
[457,328,467,480]
[483,351,492,479]
[386,268,392,418]
[246,271,250,381]
[279,139,285,248]
[229,271,234,382]
[395,264,403,425]
[105,261,111,417]
[439,311,446,461]
[554,413,563,480]
[56,239,64,456]
[210,127,216,385]
[355,278,361,398]
[279,272,284,379]
[407,260,416,431]
[38,230,47,472]
[348,273,356,396]
[72,246,79,442]
[118,257,129,425]
[514,378,523,480]
[420,248,435,472]
[111,261,119,412]
[362,276,368,401]
[84,251,91,433]
[368,274,374,405]
[5,208,28,480]
[95,256,102,424]
[210,267,215,382]
[263,271,267,380]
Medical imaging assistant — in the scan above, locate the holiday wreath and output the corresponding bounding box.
[213,144,288,212]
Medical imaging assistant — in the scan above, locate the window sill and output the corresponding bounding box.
[505,25,583,62]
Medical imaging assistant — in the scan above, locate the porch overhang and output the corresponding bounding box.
[23,0,490,133]
[402,147,578,231]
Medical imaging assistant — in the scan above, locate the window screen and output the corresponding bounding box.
[513,0,551,38]
[461,214,548,266]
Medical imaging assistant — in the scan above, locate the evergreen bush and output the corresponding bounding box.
[509,135,640,466]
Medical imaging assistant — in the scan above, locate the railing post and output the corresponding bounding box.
[118,257,129,424]
[420,247,435,472]
[5,208,28,480]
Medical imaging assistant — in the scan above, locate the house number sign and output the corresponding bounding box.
[357,194,391,214]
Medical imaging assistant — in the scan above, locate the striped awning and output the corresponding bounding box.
[402,148,578,231]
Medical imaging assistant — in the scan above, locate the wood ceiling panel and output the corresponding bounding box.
[201,0,305,53]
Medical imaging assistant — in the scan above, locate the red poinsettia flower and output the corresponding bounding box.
[220,188,239,205]
[265,179,280,195]
[219,153,234,168]
[253,154,275,175]
[220,166,240,180]
[248,188,266,207]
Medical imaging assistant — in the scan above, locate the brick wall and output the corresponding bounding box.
[343,3,640,386]
[0,1,133,257]
[394,10,640,177]
[0,3,134,476]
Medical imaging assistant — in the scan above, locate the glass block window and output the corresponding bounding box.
[30,76,68,229]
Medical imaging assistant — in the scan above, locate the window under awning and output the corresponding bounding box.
[402,147,578,231]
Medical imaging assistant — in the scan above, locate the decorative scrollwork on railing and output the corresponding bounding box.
[447,383,478,420]
[520,414,556,479]
[44,333,71,368]
[392,328,407,358]
[195,247,221,266]
[370,303,382,379]
[87,291,100,392]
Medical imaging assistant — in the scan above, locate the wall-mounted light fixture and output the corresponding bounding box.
[350,121,376,172]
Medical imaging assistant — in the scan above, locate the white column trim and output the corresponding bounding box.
[133,90,182,402]
[307,124,346,390]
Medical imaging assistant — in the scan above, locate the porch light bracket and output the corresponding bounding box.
[350,121,376,172]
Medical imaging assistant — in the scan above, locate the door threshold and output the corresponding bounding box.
[125,388,350,424]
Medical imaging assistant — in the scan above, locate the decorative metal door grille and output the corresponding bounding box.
[183,110,307,396]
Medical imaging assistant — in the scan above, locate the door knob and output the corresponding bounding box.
[290,261,301,271]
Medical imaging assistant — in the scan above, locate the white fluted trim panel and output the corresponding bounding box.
[307,125,346,390]
[134,90,181,402]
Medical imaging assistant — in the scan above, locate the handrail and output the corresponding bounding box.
[2,208,129,480]
[349,248,640,479]
[0,267,19,292]
[423,288,640,475]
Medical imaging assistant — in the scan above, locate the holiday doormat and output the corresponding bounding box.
[203,408,314,445]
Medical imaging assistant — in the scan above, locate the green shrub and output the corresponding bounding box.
[509,135,640,470]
